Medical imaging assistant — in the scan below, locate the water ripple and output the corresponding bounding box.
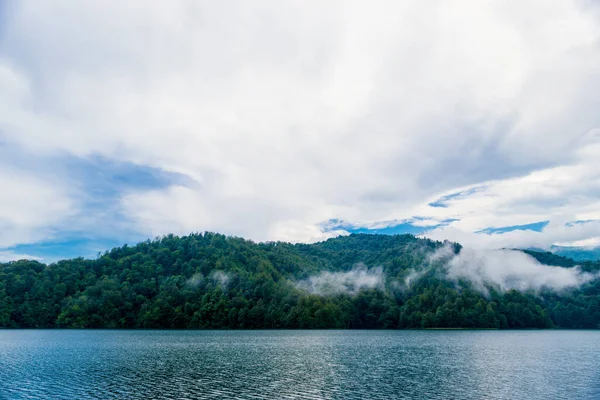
[1,330,600,399]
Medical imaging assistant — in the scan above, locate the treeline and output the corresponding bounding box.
[0,233,599,329]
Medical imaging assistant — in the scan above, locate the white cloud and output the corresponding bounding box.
[422,137,600,249]
[425,219,600,251]
[0,168,74,248]
[296,264,384,296]
[556,237,600,248]
[0,0,599,247]
[441,247,597,292]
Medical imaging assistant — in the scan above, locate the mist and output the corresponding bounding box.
[211,270,230,289]
[296,264,384,296]
[185,270,231,290]
[185,273,204,289]
[435,246,597,292]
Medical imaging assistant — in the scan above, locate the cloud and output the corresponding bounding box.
[425,218,600,251]
[437,246,598,293]
[185,273,204,289]
[421,137,600,249]
[296,264,384,295]
[0,147,183,259]
[0,1,599,256]
[211,270,230,290]
[185,270,231,290]
[0,167,74,248]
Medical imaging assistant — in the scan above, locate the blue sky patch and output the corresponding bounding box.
[62,154,193,199]
[3,237,130,263]
[323,217,458,236]
[428,186,486,208]
[0,148,194,262]
[477,220,549,235]
[565,220,595,227]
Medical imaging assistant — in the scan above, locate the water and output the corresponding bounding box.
[1,330,599,399]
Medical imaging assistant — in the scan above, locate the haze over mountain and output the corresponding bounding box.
[1,1,600,262]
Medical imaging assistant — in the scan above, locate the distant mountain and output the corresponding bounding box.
[1,233,599,329]
[524,246,600,262]
[550,246,600,262]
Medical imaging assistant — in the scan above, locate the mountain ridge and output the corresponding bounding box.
[1,232,599,329]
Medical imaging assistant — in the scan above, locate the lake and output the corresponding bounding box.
[1,330,599,399]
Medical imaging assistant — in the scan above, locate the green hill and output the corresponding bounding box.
[1,233,599,329]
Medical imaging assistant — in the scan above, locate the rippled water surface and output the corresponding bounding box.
[1,330,600,399]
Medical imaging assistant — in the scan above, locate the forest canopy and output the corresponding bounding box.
[1,233,599,329]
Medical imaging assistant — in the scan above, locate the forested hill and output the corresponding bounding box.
[1,233,599,329]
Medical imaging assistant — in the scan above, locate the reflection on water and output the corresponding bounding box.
[1,330,599,399]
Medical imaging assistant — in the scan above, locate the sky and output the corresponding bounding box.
[1,0,600,262]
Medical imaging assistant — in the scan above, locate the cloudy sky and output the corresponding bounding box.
[1,0,600,262]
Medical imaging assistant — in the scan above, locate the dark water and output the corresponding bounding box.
[1,330,599,399]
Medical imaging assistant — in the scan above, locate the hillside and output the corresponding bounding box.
[1,233,599,329]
